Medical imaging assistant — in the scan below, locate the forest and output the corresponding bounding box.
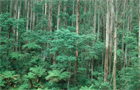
[0,0,140,90]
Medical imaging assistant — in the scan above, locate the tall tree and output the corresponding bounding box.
[109,0,114,75]
[138,0,140,59]
[74,0,79,84]
[57,0,61,30]
[26,0,30,31]
[16,0,21,52]
[104,0,110,82]
[32,1,36,31]
[113,0,117,89]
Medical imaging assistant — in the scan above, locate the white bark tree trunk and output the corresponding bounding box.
[104,0,110,82]
[57,0,61,30]
[26,0,30,31]
[113,0,117,89]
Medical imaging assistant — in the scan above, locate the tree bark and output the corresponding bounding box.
[93,0,97,34]
[26,0,30,31]
[32,1,35,31]
[13,0,18,52]
[10,0,13,17]
[97,1,100,40]
[72,0,75,27]
[30,1,33,30]
[74,0,79,85]
[109,0,114,75]
[57,0,61,30]
[63,0,67,28]
[16,0,21,52]
[122,0,126,67]
[104,0,110,82]
[113,0,117,90]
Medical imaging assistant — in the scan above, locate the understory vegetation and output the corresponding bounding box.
[0,0,140,90]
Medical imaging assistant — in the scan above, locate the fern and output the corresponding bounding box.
[30,65,46,77]
[22,42,41,50]
[80,85,95,90]
[45,69,68,83]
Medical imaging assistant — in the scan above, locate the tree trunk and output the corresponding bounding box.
[122,0,126,67]
[30,2,33,30]
[125,16,129,67]
[74,0,79,85]
[109,0,114,75]
[138,0,140,59]
[83,0,86,29]
[113,0,117,90]
[72,0,75,27]
[16,0,21,52]
[48,1,53,65]
[104,0,110,82]
[57,0,61,30]
[32,1,35,31]
[63,0,67,28]
[93,0,97,34]
[24,0,27,17]
[97,1,100,40]
[13,0,18,52]
[26,0,30,31]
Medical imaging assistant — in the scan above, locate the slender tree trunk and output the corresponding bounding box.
[97,1,100,40]
[26,0,30,31]
[104,0,110,82]
[48,1,53,65]
[45,0,48,17]
[72,0,75,27]
[113,0,117,90]
[30,2,33,30]
[83,0,86,29]
[128,0,133,65]
[24,0,27,17]
[93,0,97,34]
[57,0,61,30]
[63,0,67,28]
[88,0,91,30]
[48,1,52,32]
[16,0,21,52]
[13,0,18,52]
[74,0,79,85]
[122,0,126,67]
[125,17,129,67]
[109,0,114,75]
[32,1,35,31]
[10,0,13,17]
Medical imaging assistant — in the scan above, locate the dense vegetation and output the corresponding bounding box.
[0,0,140,90]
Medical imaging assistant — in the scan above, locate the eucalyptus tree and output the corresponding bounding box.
[113,0,117,89]
[104,0,110,82]
[74,0,79,84]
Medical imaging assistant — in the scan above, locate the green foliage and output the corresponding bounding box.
[0,76,6,87]
[80,85,95,90]
[30,65,46,77]
[45,69,68,83]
